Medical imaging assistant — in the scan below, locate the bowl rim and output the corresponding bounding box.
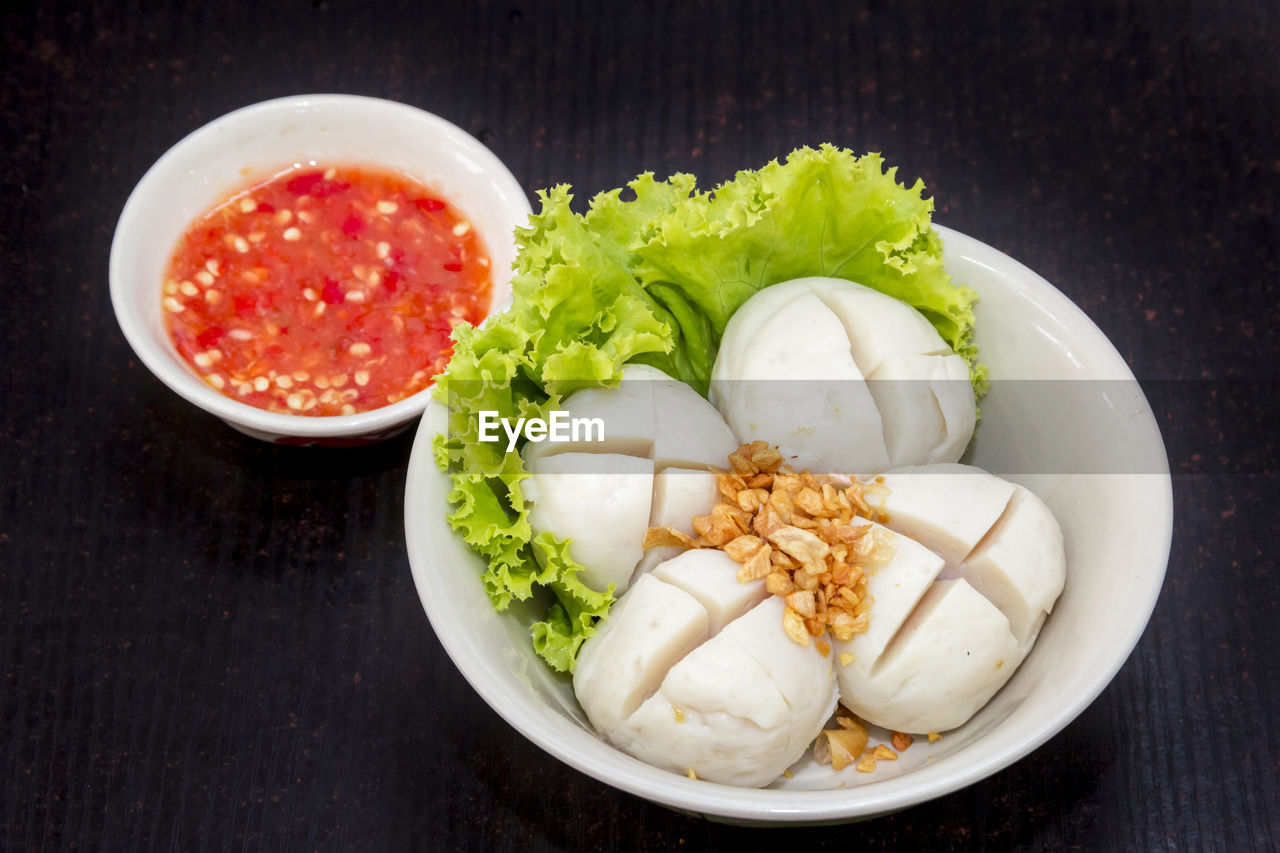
[404,223,1174,822]
[109,93,531,438]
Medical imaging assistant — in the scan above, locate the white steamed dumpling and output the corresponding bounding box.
[867,464,1067,652]
[832,465,1066,733]
[523,452,654,594]
[522,365,737,594]
[523,364,739,470]
[573,549,837,786]
[710,277,976,476]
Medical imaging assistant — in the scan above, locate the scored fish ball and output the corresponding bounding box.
[523,364,737,471]
[711,277,977,474]
[617,597,836,787]
[869,464,1066,650]
[834,469,1066,733]
[960,484,1066,649]
[524,452,654,593]
[573,574,709,735]
[573,555,833,787]
[713,289,890,475]
[835,578,1019,733]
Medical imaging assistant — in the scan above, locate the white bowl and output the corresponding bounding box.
[403,224,1173,822]
[110,94,531,445]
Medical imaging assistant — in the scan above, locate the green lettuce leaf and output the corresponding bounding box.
[432,146,983,673]
[634,145,985,393]
[431,185,674,672]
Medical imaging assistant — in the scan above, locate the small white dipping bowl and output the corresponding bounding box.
[111,94,530,445]
[403,224,1173,823]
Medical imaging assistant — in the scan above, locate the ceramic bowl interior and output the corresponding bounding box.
[111,94,531,444]
[404,224,1173,823]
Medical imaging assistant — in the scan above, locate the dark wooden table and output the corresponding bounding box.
[3,1,1276,849]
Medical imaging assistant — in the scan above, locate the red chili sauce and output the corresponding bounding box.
[163,165,492,416]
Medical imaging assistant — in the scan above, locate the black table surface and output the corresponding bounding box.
[3,1,1277,849]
